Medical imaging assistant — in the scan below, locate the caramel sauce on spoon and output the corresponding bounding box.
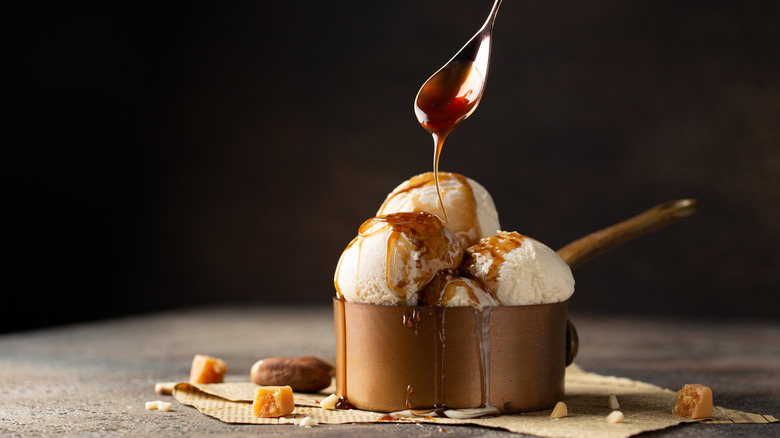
[414,0,502,223]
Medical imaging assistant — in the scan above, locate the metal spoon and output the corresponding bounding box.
[414,0,503,138]
[414,0,503,223]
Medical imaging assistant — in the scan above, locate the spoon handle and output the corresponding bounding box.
[457,0,502,62]
[557,199,698,270]
[483,0,503,33]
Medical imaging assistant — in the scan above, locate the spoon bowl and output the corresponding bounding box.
[414,0,503,224]
[414,0,503,138]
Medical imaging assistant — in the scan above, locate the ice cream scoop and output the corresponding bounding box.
[334,211,463,306]
[420,271,498,310]
[462,231,575,305]
[377,172,500,249]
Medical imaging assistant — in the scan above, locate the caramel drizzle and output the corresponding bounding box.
[434,306,446,409]
[461,232,526,304]
[405,384,415,409]
[334,296,352,409]
[475,307,493,409]
[402,307,421,336]
[432,134,448,224]
[378,172,481,248]
[335,212,461,304]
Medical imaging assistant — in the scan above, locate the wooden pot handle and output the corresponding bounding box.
[557,199,698,270]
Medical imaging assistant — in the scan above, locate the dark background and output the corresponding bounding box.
[4,1,779,333]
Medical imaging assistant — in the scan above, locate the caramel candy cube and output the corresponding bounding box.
[189,354,227,384]
[672,383,713,419]
[252,386,295,418]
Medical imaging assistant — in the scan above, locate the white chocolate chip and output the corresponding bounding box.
[608,394,620,410]
[155,382,176,395]
[550,401,568,418]
[145,401,159,410]
[320,393,339,410]
[298,416,319,427]
[606,410,624,423]
[157,401,172,412]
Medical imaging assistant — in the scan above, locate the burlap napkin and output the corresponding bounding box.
[171,365,777,438]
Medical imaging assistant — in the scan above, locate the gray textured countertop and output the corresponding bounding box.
[2,306,778,437]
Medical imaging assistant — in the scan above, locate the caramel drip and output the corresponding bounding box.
[433,134,448,223]
[475,307,493,409]
[334,296,352,409]
[433,306,446,409]
[416,58,486,228]
[402,307,421,336]
[405,385,415,409]
[336,397,354,410]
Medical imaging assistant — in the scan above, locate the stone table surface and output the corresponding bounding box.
[1,306,778,437]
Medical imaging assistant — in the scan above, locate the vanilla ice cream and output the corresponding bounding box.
[377,172,500,249]
[461,231,574,305]
[334,212,463,305]
[420,271,499,310]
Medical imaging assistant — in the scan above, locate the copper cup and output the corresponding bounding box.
[333,298,574,413]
